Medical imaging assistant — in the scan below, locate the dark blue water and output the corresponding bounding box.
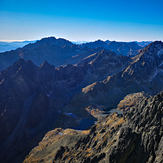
[72,118,95,130]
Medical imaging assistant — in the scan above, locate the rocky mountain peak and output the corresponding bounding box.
[139,41,163,56]
[39,60,54,71]
[40,36,57,42]
[149,41,163,57]
[23,90,163,163]
[95,39,105,43]
[81,39,107,49]
[105,40,110,43]
[132,40,163,68]
[14,58,26,66]
[7,58,27,72]
[12,58,38,72]
[23,36,73,50]
[96,49,108,56]
[128,41,141,48]
[38,36,73,47]
[26,60,37,68]
[150,40,163,46]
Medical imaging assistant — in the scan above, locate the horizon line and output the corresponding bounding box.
[0,38,155,43]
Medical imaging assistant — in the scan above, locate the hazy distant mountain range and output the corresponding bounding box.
[0,37,162,163]
[0,37,152,71]
[0,39,152,53]
[134,41,153,47]
[0,41,36,53]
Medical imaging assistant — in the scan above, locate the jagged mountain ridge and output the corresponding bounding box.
[134,41,152,47]
[23,37,73,50]
[81,39,142,56]
[23,91,163,163]
[0,50,130,163]
[0,36,143,71]
[0,58,89,163]
[0,41,162,163]
[0,37,103,71]
[67,41,163,110]
[0,40,36,53]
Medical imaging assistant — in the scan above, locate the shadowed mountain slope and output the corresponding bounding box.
[67,41,163,109]
[0,37,103,71]
[0,41,162,163]
[24,91,163,163]
[82,39,142,56]
[0,49,131,163]
[0,37,143,71]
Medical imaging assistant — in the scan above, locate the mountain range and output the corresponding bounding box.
[0,37,162,163]
[0,37,150,72]
[0,41,36,53]
[0,39,151,53]
[70,41,163,109]
[134,41,152,47]
[24,90,163,163]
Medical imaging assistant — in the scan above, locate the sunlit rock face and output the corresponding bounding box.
[69,41,163,109]
[24,91,163,163]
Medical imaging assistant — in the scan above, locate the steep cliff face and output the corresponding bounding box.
[23,91,163,163]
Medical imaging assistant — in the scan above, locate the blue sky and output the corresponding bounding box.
[0,0,163,42]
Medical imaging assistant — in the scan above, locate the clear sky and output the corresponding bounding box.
[0,0,163,42]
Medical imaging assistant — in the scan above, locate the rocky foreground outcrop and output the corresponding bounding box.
[24,91,163,163]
